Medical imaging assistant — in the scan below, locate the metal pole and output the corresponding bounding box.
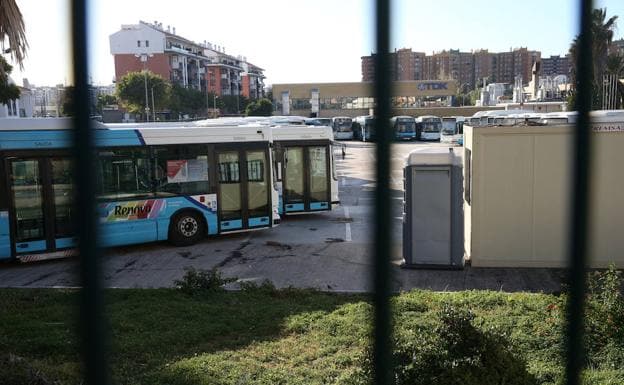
[566,0,592,384]
[151,87,155,121]
[144,69,149,122]
[71,0,108,384]
[373,0,392,384]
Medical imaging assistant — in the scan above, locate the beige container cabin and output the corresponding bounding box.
[463,110,624,268]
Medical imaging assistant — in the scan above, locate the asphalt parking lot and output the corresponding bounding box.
[0,141,565,293]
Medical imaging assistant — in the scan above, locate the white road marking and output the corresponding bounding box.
[344,206,352,242]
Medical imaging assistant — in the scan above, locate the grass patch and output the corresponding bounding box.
[1,269,623,384]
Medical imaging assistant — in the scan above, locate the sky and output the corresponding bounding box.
[7,0,624,87]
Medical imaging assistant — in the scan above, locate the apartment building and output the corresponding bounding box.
[109,21,265,98]
[362,47,541,89]
[541,55,571,77]
[361,48,426,82]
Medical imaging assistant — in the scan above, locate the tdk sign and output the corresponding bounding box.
[417,82,449,91]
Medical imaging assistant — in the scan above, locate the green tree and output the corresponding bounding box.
[569,8,618,109]
[169,84,207,118]
[245,98,273,116]
[219,94,250,115]
[116,71,170,120]
[0,56,19,104]
[0,0,28,71]
[59,86,74,116]
[0,0,28,102]
[96,94,118,113]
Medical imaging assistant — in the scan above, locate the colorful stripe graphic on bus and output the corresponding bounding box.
[99,199,166,222]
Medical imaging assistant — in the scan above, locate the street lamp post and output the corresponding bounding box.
[135,53,153,122]
[151,86,156,122]
[143,70,149,122]
[213,94,219,118]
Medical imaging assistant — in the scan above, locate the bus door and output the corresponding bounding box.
[216,147,271,232]
[283,145,330,213]
[6,157,75,258]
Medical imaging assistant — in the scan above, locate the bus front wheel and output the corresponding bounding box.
[169,211,206,246]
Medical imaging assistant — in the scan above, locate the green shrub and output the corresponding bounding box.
[173,267,236,295]
[584,264,624,368]
[355,304,538,385]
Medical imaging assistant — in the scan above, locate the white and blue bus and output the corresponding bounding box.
[270,125,340,215]
[353,115,376,142]
[415,115,442,141]
[0,119,279,262]
[440,116,465,145]
[331,116,354,140]
[390,116,417,141]
[192,119,341,216]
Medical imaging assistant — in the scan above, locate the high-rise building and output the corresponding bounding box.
[109,21,265,98]
[541,55,571,77]
[361,48,426,82]
[361,47,541,89]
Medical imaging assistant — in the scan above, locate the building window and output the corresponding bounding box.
[145,40,149,47]
[137,40,141,47]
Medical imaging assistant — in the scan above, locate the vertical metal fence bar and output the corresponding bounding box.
[566,0,593,384]
[71,1,108,384]
[373,0,392,384]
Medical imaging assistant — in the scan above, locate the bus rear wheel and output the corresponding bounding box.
[169,211,206,246]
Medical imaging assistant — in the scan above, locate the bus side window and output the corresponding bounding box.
[96,148,152,200]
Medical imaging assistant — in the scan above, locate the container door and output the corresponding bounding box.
[410,167,451,265]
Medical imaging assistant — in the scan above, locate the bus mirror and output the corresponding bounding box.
[277,163,282,180]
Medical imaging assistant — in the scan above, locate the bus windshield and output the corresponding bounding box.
[441,119,457,134]
[396,121,415,133]
[333,118,352,132]
[421,121,441,132]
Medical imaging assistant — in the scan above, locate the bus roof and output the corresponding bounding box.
[0,120,273,150]
[271,125,333,141]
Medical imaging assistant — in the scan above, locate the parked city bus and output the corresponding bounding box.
[353,115,376,142]
[440,116,465,145]
[271,125,339,214]
[415,115,442,141]
[191,119,340,216]
[315,118,332,127]
[331,116,354,140]
[390,116,417,141]
[0,119,279,262]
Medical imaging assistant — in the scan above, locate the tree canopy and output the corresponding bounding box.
[0,56,20,104]
[245,98,273,116]
[116,71,170,117]
[169,84,208,118]
[0,0,28,71]
[569,8,620,109]
[0,0,27,103]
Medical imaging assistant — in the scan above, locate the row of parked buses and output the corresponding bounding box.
[0,118,340,262]
[303,115,447,142]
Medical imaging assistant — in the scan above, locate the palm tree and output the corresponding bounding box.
[0,0,28,71]
[568,8,618,109]
[605,53,624,109]
[591,8,618,86]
